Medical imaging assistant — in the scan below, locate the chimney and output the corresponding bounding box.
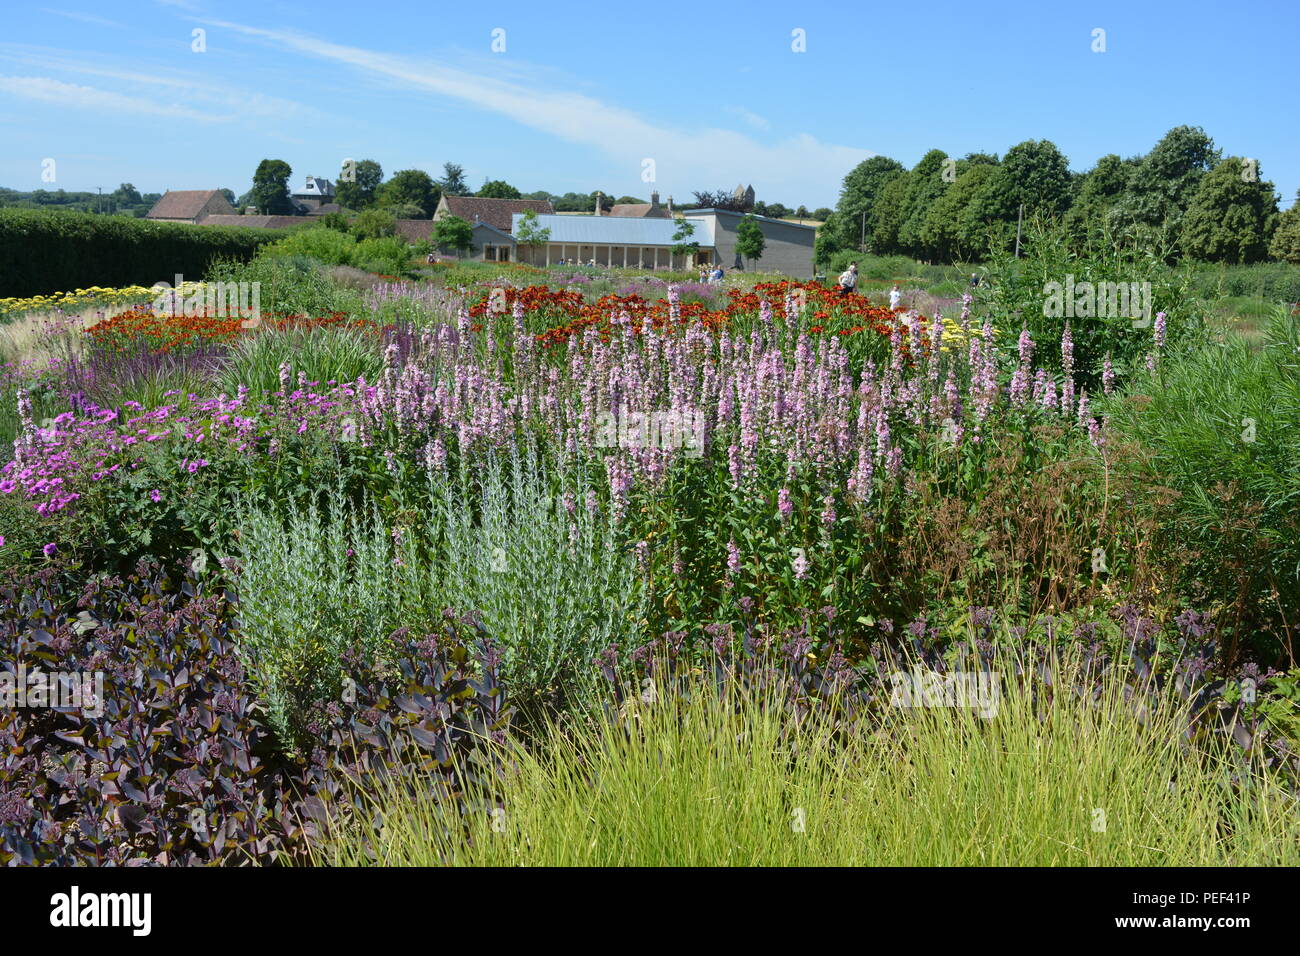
[667,195,674,214]
[594,191,602,216]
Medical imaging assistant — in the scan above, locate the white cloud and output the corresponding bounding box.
[204,20,874,202]
[0,45,318,122]
[730,107,771,131]
[40,9,125,28]
[0,74,221,121]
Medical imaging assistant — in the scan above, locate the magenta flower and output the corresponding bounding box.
[777,487,793,521]
[149,489,162,503]
[42,542,57,558]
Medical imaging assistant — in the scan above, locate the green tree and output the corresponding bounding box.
[870,174,913,255]
[735,214,765,268]
[438,163,469,196]
[317,211,351,232]
[112,183,143,205]
[1064,153,1131,242]
[251,159,294,215]
[1180,158,1278,263]
[378,169,440,218]
[919,163,1001,262]
[351,208,397,240]
[479,179,522,199]
[1268,192,1300,263]
[218,188,236,206]
[1112,126,1220,244]
[515,209,551,262]
[1001,139,1073,218]
[835,155,906,252]
[898,149,951,259]
[434,214,474,257]
[335,159,383,210]
[382,202,426,220]
[671,216,700,259]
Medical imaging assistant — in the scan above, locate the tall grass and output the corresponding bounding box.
[1103,309,1300,664]
[215,324,384,395]
[314,650,1299,866]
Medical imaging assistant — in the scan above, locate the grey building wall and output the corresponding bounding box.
[704,211,815,278]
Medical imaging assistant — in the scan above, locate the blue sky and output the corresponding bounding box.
[2,0,1296,210]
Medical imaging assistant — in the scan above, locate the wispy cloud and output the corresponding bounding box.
[0,44,319,122]
[40,8,126,29]
[203,20,873,199]
[0,74,221,120]
[730,107,770,131]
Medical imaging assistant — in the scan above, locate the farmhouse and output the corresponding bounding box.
[608,191,671,218]
[290,176,341,215]
[145,189,237,224]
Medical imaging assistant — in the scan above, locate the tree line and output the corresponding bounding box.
[0,184,162,219]
[815,126,1300,266]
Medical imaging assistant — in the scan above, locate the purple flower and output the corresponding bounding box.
[820,494,837,528]
[149,489,162,503]
[792,547,809,580]
[42,542,57,558]
[777,486,793,521]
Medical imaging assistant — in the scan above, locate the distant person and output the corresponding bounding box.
[837,262,858,296]
[970,272,981,289]
[711,266,724,282]
[889,282,902,311]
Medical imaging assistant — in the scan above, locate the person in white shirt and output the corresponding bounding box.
[837,262,858,296]
[889,283,902,311]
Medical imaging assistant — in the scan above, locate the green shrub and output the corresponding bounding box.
[205,253,361,317]
[354,236,411,275]
[233,445,646,729]
[264,226,358,267]
[1103,310,1300,663]
[0,208,280,298]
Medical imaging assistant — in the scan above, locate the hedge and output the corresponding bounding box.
[0,208,285,298]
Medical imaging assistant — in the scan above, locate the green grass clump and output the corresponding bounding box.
[314,651,1299,866]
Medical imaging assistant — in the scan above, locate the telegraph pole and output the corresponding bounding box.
[1014,203,1024,258]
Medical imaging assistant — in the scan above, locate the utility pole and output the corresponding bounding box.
[97,186,102,214]
[860,210,866,251]
[1014,203,1024,258]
